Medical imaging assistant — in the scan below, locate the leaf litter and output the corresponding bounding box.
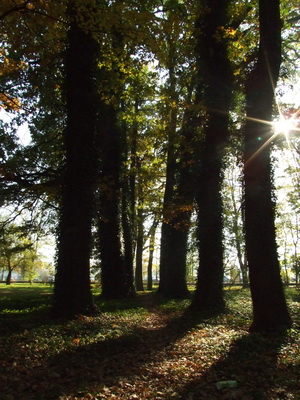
[0,289,300,399]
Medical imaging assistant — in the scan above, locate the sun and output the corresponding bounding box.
[273,116,298,136]
[272,110,300,139]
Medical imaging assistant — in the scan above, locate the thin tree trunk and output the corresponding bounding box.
[244,0,291,332]
[158,37,179,295]
[229,178,248,287]
[120,100,136,297]
[121,185,136,296]
[135,206,144,291]
[147,220,158,291]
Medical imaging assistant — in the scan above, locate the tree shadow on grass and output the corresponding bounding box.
[0,298,213,400]
[0,308,53,337]
[178,331,300,400]
[2,293,299,400]
[0,323,179,398]
[0,290,150,337]
[0,292,54,337]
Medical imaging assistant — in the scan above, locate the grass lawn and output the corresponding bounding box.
[0,284,300,400]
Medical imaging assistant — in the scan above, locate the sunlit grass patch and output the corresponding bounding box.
[0,284,53,313]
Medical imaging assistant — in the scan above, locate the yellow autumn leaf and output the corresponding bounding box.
[0,92,21,111]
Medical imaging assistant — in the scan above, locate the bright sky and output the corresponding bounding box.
[0,108,31,146]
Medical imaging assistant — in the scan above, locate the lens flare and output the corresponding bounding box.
[272,114,300,137]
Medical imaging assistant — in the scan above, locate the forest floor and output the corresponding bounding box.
[0,285,300,400]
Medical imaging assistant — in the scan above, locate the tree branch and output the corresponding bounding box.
[0,1,31,20]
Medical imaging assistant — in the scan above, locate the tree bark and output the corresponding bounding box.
[135,206,144,291]
[6,266,12,285]
[158,76,195,299]
[120,99,136,297]
[244,0,291,332]
[190,0,234,314]
[96,30,135,299]
[229,176,248,287]
[121,98,139,296]
[147,219,158,290]
[159,55,179,296]
[158,124,196,298]
[121,182,136,296]
[52,15,98,317]
[97,104,128,299]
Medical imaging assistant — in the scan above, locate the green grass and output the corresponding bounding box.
[0,283,53,315]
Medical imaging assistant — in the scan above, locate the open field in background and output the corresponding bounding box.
[0,284,300,400]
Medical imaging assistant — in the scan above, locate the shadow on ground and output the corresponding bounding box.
[1,292,300,400]
[178,331,299,399]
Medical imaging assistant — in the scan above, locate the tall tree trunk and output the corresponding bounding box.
[121,183,136,296]
[244,0,291,332]
[52,13,98,317]
[193,138,226,313]
[135,205,144,291]
[147,219,158,290]
[229,178,248,287]
[97,104,128,299]
[161,92,199,298]
[97,30,135,299]
[158,76,195,299]
[120,100,136,297]
[129,99,139,219]
[159,169,192,297]
[159,56,179,296]
[158,125,195,298]
[190,0,233,314]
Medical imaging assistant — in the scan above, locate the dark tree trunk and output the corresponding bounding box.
[6,268,12,285]
[230,181,248,287]
[52,17,98,317]
[120,99,136,297]
[244,0,291,332]
[158,60,179,296]
[135,206,144,291]
[193,144,226,313]
[159,175,193,297]
[121,185,136,296]
[96,30,135,299]
[235,232,248,287]
[158,125,195,299]
[129,99,139,219]
[160,93,199,299]
[190,0,233,314]
[158,76,195,299]
[161,225,191,298]
[240,260,249,288]
[97,104,128,299]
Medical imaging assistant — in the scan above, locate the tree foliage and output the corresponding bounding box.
[0,0,299,329]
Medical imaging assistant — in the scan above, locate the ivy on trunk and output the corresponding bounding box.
[190,0,234,315]
[52,8,98,317]
[243,0,291,332]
